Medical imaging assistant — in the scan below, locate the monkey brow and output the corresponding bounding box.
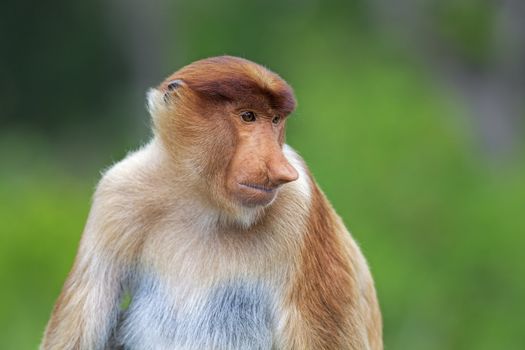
[186,77,296,116]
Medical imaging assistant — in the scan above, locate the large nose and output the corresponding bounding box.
[267,150,299,186]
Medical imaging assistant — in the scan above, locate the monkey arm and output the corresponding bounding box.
[40,183,136,350]
[280,182,383,350]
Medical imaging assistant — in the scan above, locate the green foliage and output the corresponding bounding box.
[0,163,91,348]
[435,0,496,65]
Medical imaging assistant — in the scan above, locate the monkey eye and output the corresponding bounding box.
[272,116,281,125]
[240,111,256,123]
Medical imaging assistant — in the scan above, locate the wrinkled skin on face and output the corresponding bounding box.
[224,107,298,207]
[155,56,298,210]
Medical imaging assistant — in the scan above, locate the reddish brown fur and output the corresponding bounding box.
[293,183,358,348]
[162,56,296,116]
[270,157,381,350]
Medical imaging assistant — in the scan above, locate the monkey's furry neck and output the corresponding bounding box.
[147,137,277,230]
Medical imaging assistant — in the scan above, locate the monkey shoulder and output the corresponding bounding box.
[85,143,166,244]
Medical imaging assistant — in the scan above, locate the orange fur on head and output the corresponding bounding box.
[150,56,299,223]
[162,56,296,115]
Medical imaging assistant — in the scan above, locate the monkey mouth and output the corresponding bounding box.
[239,182,276,193]
[233,182,279,207]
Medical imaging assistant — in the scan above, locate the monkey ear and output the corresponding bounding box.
[163,79,187,103]
[146,79,188,116]
[166,79,184,91]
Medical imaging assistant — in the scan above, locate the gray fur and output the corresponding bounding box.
[116,275,274,350]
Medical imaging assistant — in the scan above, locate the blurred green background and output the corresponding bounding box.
[1,0,524,349]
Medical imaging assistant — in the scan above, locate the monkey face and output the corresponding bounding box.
[223,108,298,207]
[153,56,299,211]
[165,99,298,209]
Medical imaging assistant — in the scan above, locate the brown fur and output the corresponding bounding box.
[162,56,296,115]
[290,183,358,349]
[277,172,382,350]
[41,56,382,350]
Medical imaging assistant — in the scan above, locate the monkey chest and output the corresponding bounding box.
[116,276,277,350]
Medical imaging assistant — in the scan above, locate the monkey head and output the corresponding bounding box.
[148,56,299,219]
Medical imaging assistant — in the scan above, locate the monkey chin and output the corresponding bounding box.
[233,183,279,208]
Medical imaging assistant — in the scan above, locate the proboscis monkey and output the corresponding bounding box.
[41,56,382,350]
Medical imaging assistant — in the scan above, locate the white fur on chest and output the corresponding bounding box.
[116,219,290,350]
